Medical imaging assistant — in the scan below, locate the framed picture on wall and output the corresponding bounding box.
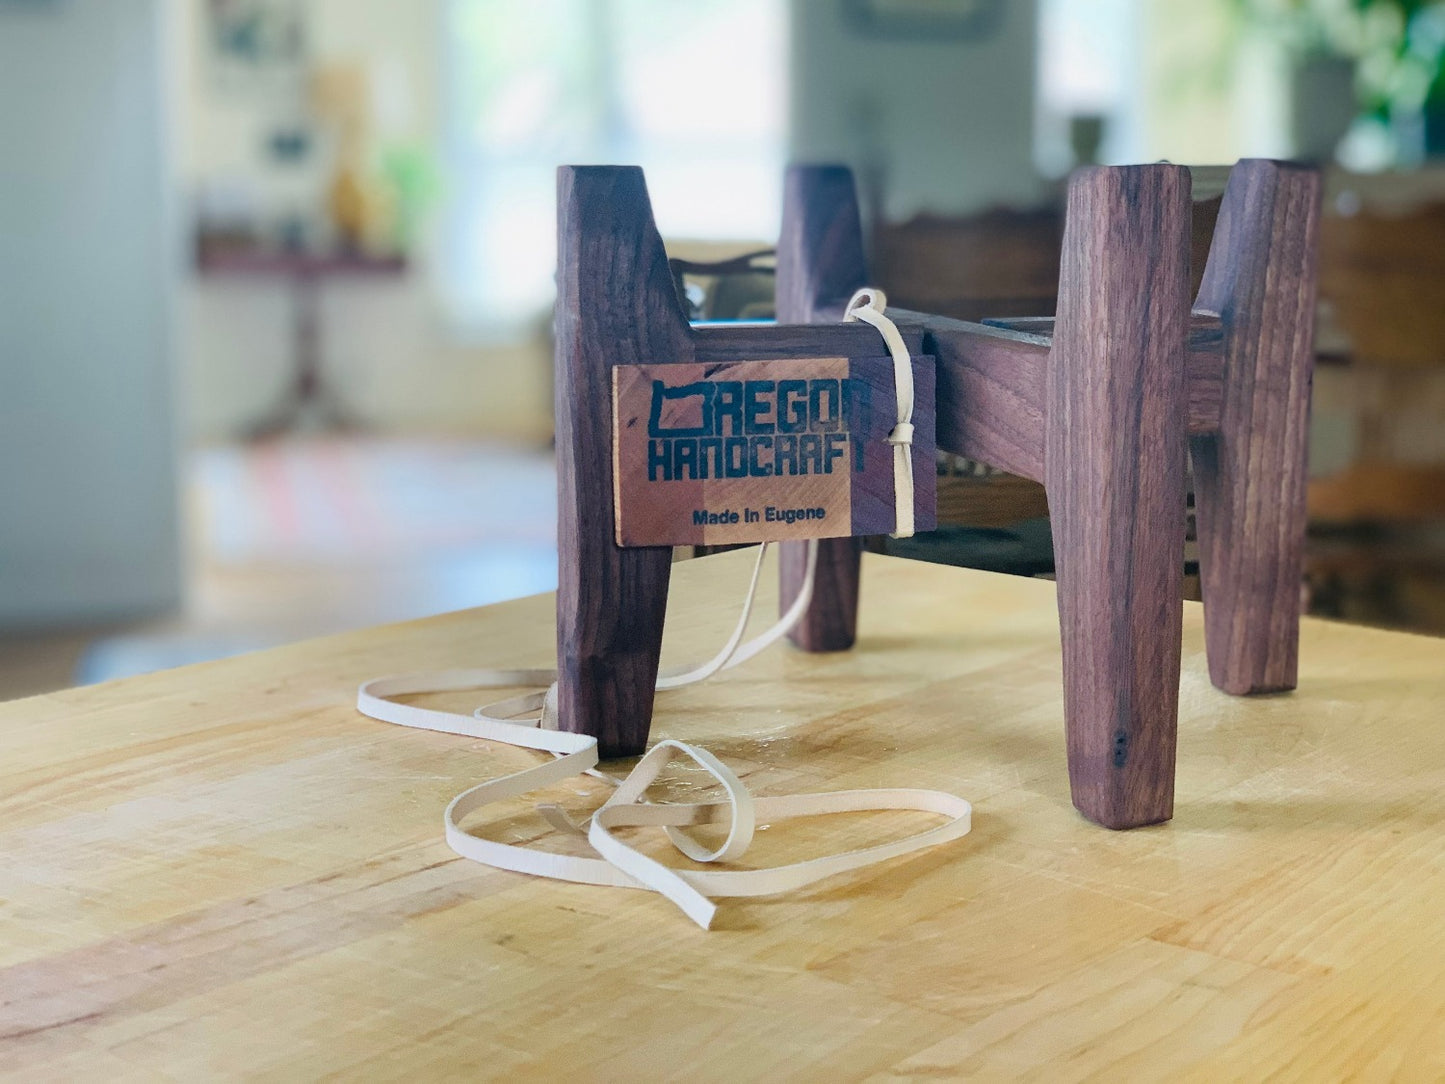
[205,0,307,97]
[842,0,1005,41]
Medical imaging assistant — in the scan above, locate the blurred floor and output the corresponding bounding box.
[0,631,98,702]
[1,437,558,697]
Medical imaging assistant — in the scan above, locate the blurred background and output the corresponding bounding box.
[4,0,1445,700]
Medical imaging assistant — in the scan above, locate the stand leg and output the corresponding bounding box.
[1191,160,1321,695]
[777,165,870,651]
[1047,165,1192,829]
[780,538,863,651]
[555,167,692,756]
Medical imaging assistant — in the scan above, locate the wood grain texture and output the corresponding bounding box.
[776,165,871,652]
[554,160,1317,821]
[555,166,688,756]
[3,551,1444,1078]
[692,322,925,363]
[935,471,1051,528]
[1047,164,1193,829]
[893,311,1051,481]
[893,308,1220,486]
[610,355,936,545]
[777,166,869,323]
[1191,160,1321,695]
[974,310,1227,437]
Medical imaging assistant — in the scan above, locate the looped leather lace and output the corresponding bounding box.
[355,297,969,928]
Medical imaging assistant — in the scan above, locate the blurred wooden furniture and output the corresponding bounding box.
[196,248,407,439]
[1318,200,1445,368]
[1303,188,1445,633]
[4,550,1444,1077]
[872,207,1063,322]
[873,195,1222,325]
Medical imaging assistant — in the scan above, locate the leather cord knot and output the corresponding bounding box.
[844,287,916,538]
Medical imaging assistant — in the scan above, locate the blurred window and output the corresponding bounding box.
[1036,0,1136,173]
[443,0,787,334]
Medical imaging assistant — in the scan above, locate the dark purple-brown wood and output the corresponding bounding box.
[981,311,1226,435]
[1047,165,1192,829]
[893,313,1050,481]
[555,157,1319,827]
[891,309,1227,484]
[556,167,919,753]
[1190,160,1321,694]
[692,322,924,362]
[776,166,871,651]
[555,166,690,756]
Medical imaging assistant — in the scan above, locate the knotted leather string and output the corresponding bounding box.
[357,299,968,929]
[844,287,916,539]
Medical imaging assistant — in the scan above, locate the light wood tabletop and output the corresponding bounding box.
[3,551,1443,1079]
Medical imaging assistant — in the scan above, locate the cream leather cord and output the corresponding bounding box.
[844,287,915,539]
[356,300,968,929]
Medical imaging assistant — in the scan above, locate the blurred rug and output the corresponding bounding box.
[198,437,557,564]
[79,437,559,685]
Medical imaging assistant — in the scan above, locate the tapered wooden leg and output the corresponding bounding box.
[555,166,692,755]
[776,165,869,651]
[1191,160,1321,695]
[1047,165,1192,829]
[780,538,863,651]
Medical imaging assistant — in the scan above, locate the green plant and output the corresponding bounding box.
[1238,0,1445,119]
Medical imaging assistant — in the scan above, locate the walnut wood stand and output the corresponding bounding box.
[554,160,1320,829]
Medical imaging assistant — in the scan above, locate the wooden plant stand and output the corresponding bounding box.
[554,160,1320,829]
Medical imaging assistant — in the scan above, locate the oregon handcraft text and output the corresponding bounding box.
[646,376,870,482]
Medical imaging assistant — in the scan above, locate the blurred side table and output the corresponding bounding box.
[196,248,408,439]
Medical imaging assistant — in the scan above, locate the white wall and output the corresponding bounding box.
[176,0,553,442]
[1129,1,1290,166]
[789,0,1047,220]
[0,0,182,627]
[184,0,1051,440]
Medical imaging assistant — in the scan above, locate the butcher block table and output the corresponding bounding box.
[3,551,1444,1079]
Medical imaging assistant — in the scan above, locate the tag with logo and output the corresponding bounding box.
[611,355,935,546]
